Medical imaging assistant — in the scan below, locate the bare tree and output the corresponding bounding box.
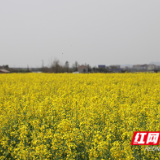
[50,58,61,73]
[75,61,78,71]
[64,61,69,72]
[93,66,97,72]
[41,60,50,72]
[72,61,79,72]
[87,64,92,72]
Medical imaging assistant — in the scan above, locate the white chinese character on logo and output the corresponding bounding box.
[134,133,147,144]
[146,133,159,144]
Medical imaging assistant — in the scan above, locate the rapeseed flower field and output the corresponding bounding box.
[0,73,160,159]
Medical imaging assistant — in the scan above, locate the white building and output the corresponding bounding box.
[133,64,157,71]
[147,64,157,71]
[78,65,88,73]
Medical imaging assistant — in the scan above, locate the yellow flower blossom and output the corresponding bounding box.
[0,73,160,159]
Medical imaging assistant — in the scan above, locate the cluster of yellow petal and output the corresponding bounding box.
[0,73,160,159]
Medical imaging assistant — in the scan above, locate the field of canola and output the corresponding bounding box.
[1,73,160,160]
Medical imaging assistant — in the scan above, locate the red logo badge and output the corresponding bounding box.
[131,132,160,145]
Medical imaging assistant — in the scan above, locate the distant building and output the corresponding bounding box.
[78,65,88,73]
[0,69,10,73]
[108,65,121,72]
[147,64,157,71]
[109,65,120,69]
[133,64,148,70]
[98,65,106,68]
[133,64,157,71]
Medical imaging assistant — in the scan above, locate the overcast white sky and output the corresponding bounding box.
[0,0,160,68]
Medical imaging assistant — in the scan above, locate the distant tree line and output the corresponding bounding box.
[41,58,118,73]
[0,63,131,73]
[0,65,9,69]
[41,59,80,73]
[3,60,160,73]
[0,64,31,73]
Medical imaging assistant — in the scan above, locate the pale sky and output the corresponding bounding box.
[1,0,160,68]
